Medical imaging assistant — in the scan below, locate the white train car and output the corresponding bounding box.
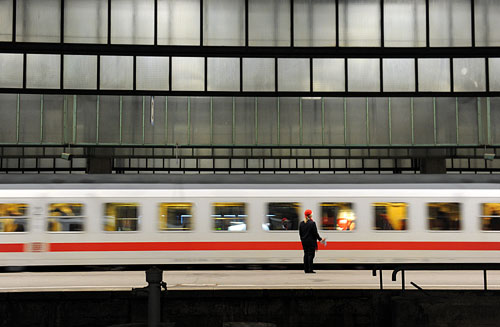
[1,174,500,268]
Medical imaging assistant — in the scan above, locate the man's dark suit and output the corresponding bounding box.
[299,219,322,273]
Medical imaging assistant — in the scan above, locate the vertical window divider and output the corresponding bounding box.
[380,0,384,47]
[380,58,384,92]
[450,58,454,92]
[290,0,294,47]
[210,97,213,145]
[97,55,101,90]
[240,57,243,92]
[63,95,67,144]
[142,96,145,145]
[485,57,490,92]
[204,57,207,92]
[275,57,278,92]
[411,97,414,145]
[107,0,111,45]
[168,56,172,91]
[60,0,64,44]
[200,0,203,46]
[232,97,235,145]
[415,58,419,92]
[277,97,280,145]
[486,97,491,145]
[12,0,16,42]
[344,58,348,92]
[425,0,430,47]
[245,0,248,47]
[154,0,158,46]
[133,55,137,91]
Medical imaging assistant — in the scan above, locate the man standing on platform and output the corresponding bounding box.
[299,209,325,273]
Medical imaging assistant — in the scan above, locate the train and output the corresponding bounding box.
[1,174,500,269]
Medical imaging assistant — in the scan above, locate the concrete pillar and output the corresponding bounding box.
[420,158,446,174]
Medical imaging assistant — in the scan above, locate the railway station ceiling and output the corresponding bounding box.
[0,0,499,174]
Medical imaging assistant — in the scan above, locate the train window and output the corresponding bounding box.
[321,202,356,231]
[47,203,84,232]
[0,203,28,232]
[373,202,408,231]
[212,202,247,231]
[427,203,461,231]
[480,203,500,231]
[159,203,192,231]
[104,203,140,232]
[265,202,300,231]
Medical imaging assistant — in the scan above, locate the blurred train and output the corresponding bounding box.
[2,174,500,268]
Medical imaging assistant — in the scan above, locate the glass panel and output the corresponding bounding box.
[453,58,486,92]
[171,57,204,91]
[313,59,344,92]
[345,98,367,144]
[413,98,434,144]
[435,97,456,144]
[26,54,60,89]
[203,0,245,46]
[158,0,200,45]
[481,203,500,231]
[189,97,210,145]
[111,0,154,44]
[429,0,471,47]
[324,98,345,145]
[383,59,415,92]
[42,95,64,143]
[100,56,133,90]
[207,58,240,92]
[490,98,500,144]
[347,59,380,92]
[47,203,84,232]
[65,0,107,43]
[257,97,278,145]
[104,203,140,231]
[76,95,98,144]
[19,94,41,143]
[427,202,461,231]
[339,0,380,46]
[16,0,60,42]
[0,94,18,143]
[265,202,300,231]
[144,96,166,145]
[489,58,500,91]
[121,96,143,144]
[418,59,450,92]
[279,98,300,145]
[475,0,500,46]
[368,98,389,145]
[373,202,407,230]
[212,202,247,231]
[159,203,192,231]
[249,0,290,46]
[212,97,233,144]
[321,202,356,231]
[0,0,13,41]
[390,98,412,144]
[234,98,255,145]
[278,58,309,92]
[98,96,120,143]
[302,98,322,145]
[64,55,98,90]
[294,0,335,47]
[0,204,28,232]
[167,96,188,144]
[457,98,478,145]
[242,58,275,92]
[136,57,169,91]
[0,54,23,88]
[384,0,426,47]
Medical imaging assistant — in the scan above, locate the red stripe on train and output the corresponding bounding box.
[46,241,500,252]
[0,244,25,252]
